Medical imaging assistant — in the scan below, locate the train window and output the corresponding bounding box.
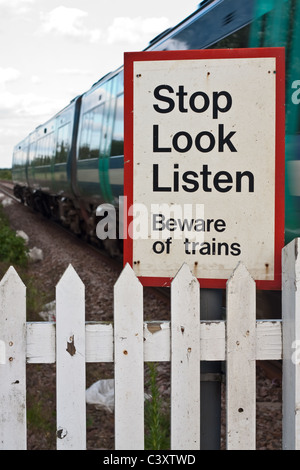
[95,102,107,157]
[35,133,54,166]
[209,23,250,49]
[79,106,102,160]
[111,93,124,157]
[78,75,124,161]
[29,140,37,164]
[101,79,116,158]
[79,111,93,160]
[115,70,124,95]
[35,138,43,166]
[55,123,71,163]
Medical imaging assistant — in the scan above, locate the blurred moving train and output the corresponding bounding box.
[12,0,300,256]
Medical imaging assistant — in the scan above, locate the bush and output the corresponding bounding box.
[0,205,28,267]
[0,169,12,180]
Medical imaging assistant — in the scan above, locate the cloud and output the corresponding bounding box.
[0,0,35,13]
[39,6,101,43]
[0,88,63,121]
[107,17,171,47]
[56,68,91,76]
[31,75,41,84]
[0,0,35,5]
[0,67,21,85]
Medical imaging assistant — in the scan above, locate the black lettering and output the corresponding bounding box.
[194,219,205,231]
[231,242,241,256]
[199,164,212,192]
[215,219,226,232]
[182,171,199,192]
[211,237,216,255]
[173,164,179,191]
[217,242,229,255]
[184,238,191,254]
[153,241,165,254]
[213,91,232,119]
[236,171,254,192]
[172,131,193,153]
[189,91,210,113]
[199,242,210,255]
[218,124,237,152]
[166,218,177,231]
[195,131,215,153]
[177,218,194,231]
[153,125,171,152]
[213,171,233,192]
[152,213,165,231]
[153,164,171,191]
[176,85,188,113]
[153,85,175,113]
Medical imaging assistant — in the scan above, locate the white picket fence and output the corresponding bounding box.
[1,238,300,450]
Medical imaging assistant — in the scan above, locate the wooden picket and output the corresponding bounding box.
[0,267,26,449]
[114,263,144,450]
[1,238,300,449]
[226,262,256,449]
[56,264,86,450]
[282,238,300,449]
[171,263,200,449]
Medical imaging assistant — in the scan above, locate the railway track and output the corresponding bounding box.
[0,180,19,201]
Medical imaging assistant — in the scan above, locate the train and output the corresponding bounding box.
[12,0,300,257]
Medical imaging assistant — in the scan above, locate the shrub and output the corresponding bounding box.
[0,205,28,267]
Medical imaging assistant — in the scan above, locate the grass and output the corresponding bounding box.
[144,362,170,450]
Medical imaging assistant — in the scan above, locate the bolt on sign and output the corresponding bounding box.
[123,48,285,289]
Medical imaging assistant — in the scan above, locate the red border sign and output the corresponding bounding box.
[124,48,285,289]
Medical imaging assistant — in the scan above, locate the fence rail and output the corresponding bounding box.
[1,238,300,450]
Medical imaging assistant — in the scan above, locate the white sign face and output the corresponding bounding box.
[124,49,285,288]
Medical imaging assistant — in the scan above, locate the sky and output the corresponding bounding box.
[0,0,199,169]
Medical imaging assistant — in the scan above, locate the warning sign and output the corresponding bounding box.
[123,48,285,289]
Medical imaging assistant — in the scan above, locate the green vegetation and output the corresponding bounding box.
[0,203,50,320]
[26,375,56,450]
[0,169,12,180]
[27,390,55,435]
[145,362,170,450]
[0,205,28,268]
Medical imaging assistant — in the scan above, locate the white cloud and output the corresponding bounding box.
[0,0,35,5]
[0,67,21,85]
[0,89,63,120]
[0,0,35,13]
[39,6,101,43]
[31,75,41,84]
[56,68,91,76]
[107,17,171,46]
